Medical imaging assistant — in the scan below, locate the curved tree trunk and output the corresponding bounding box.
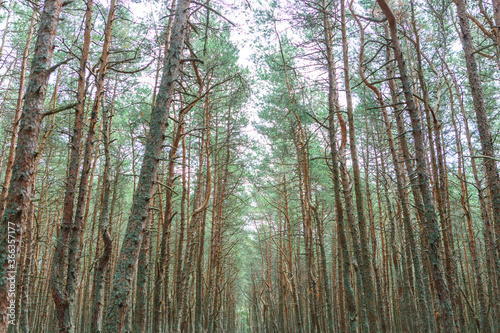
[90,80,118,333]
[377,0,457,331]
[49,1,94,331]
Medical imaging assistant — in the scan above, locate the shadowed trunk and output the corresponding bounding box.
[0,0,64,329]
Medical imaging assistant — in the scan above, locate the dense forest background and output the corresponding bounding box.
[0,0,499,332]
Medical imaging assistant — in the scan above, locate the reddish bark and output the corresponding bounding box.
[49,1,94,331]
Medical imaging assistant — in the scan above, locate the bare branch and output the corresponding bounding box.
[42,102,78,118]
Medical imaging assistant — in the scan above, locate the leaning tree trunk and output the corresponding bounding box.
[49,1,94,331]
[152,58,201,333]
[455,0,500,269]
[376,0,457,331]
[102,0,192,331]
[0,0,64,330]
[352,10,431,331]
[0,5,37,218]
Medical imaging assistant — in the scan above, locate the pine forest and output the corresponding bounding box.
[0,0,500,332]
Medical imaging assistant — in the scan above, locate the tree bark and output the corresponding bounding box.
[90,80,118,333]
[322,2,356,330]
[455,0,500,272]
[49,1,93,331]
[0,0,64,329]
[340,1,378,330]
[102,0,191,331]
[377,0,457,331]
[0,6,37,218]
[353,9,432,331]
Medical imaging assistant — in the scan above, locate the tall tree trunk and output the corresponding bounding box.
[207,106,231,333]
[377,0,457,331]
[410,3,464,328]
[447,80,490,332]
[49,1,94,331]
[341,1,378,330]
[171,133,190,330]
[353,10,431,331]
[103,1,191,331]
[90,83,117,333]
[0,5,37,217]
[152,58,201,333]
[322,2,356,330]
[150,1,179,330]
[455,0,500,273]
[0,0,64,329]
[313,203,335,333]
[282,174,303,333]
[133,211,152,333]
[177,97,212,332]
[194,202,209,333]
